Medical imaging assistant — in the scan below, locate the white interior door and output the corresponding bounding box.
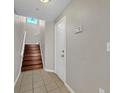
[55,16,66,82]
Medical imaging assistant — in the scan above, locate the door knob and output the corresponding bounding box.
[61,54,64,57]
[62,50,64,53]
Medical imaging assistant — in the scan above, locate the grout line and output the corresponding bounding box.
[32,69,48,93]
[48,72,70,93]
[48,72,63,92]
[40,70,49,93]
[17,69,69,93]
[32,71,34,93]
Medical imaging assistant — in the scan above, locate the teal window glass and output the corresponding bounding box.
[26,17,38,24]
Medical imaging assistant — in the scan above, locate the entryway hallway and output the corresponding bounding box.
[15,69,70,93]
[14,0,110,93]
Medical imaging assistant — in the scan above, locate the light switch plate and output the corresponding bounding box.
[99,88,105,93]
[74,25,83,34]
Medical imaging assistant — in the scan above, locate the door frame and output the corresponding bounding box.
[55,16,66,83]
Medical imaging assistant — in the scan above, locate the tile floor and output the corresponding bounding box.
[15,69,70,93]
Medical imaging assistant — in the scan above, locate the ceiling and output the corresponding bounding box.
[14,0,72,21]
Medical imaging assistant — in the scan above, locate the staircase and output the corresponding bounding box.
[21,44,43,72]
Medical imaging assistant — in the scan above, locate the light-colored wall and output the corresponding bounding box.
[56,0,110,93]
[14,15,46,82]
[45,21,55,70]
[25,23,43,44]
[39,26,45,66]
[14,15,25,81]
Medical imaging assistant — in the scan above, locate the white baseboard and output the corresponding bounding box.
[14,68,21,86]
[15,32,25,86]
[15,55,23,86]
[44,68,55,73]
[14,58,23,86]
[64,82,76,93]
[40,44,45,69]
[21,31,26,57]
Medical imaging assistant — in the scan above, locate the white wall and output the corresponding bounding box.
[24,23,44,44]
[14,15,46,82]
[56,0,110,93]
[14,15,25,82]
[45,21,55,70]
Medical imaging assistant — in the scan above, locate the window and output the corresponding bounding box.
[26,17,38,24]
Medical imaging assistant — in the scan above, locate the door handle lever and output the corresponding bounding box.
[61,55,64,57]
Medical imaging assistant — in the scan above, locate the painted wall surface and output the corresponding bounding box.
[56,0,110,93]
[25,26,41,44]
[14,15,25,81]
[24,20,45,44]
[14,15,45,82]
[45,21,55,70]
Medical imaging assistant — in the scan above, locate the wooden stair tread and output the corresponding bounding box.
[25,45,39,48]
[23,56,41,60]
[24,49,40,51]
[24,53,41,57]
[22,44,43,72]
[24,51,40,53]
[25,47,40,49]
[25,44,39,46]
[23,61,42,66]
[22,65,42,71]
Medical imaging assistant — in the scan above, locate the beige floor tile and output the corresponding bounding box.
[33,69,41,72]
[23,74,32,78]
[21,79,32,85]
[23,71,32,76]
[40,69,46,73]
[33,73,42,77]
[39,70,45,75]
[42,75,52,81]
[17,74,23,83]
[48,72,58,78]
[33,70,42,76]
[44,78,54,85]
[22,76,32,84]
[48,73,69,92]
[48,88,62,93]
[34,86,47,93]
[23,73,32,77]
[33,73,41,77]
[49,73,60,81]
[20,90,33,93]
[42,77,51,81]
[15,69,70,93]
[15,74,23,89]
[33,81,44,88]
[33,74,41,77]
[60,86,70,93]
[15,75,22,93]
[14,84,21,93]
[33,76,43,82]
[55,80,64,87]
[20,84,32,93]
[42,73,50,77]
[46,82,58,92]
